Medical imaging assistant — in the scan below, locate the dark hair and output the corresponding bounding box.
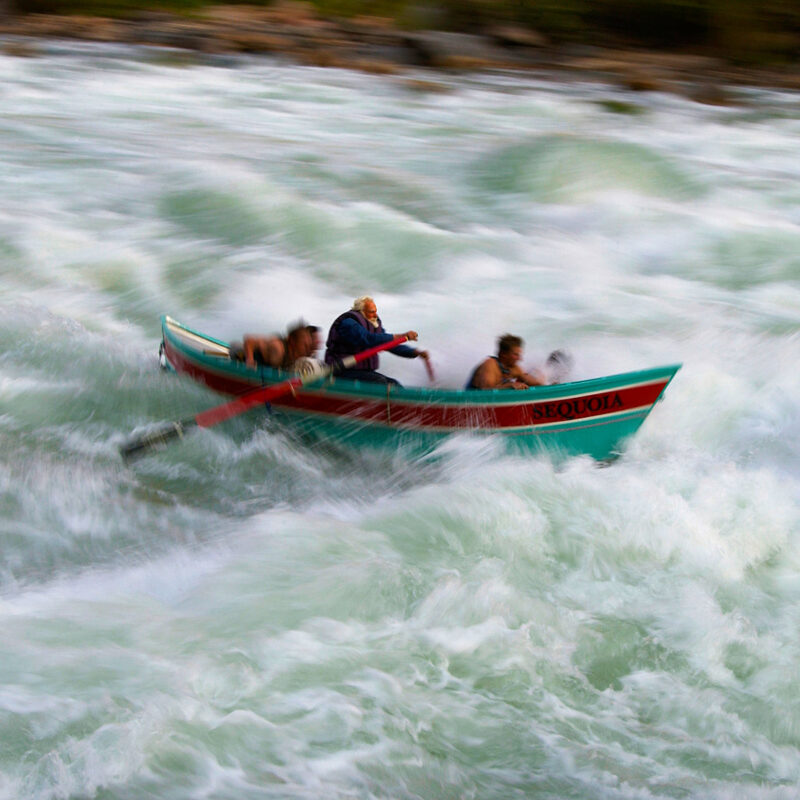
[305,325,320,334]
[497,334,523,355]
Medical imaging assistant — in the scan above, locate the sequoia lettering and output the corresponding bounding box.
[532,392,623,421]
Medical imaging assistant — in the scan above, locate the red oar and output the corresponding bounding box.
[120,335,408,461]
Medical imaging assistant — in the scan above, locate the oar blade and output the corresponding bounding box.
[119,420,196,462]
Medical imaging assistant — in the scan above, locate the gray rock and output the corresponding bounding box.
[488,25,548,49]
[402,31,510,67]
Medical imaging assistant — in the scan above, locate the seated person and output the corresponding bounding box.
[466,334,547,390]
[230,322,322,372]
[324,295,429,386]
[291,325,325,377]
[242,333,285,370]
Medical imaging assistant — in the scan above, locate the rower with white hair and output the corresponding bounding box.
[324,295,431,386]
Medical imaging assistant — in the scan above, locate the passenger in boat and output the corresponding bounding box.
[285,323,325,376]
[232,322,322,372]
[241,333,285,370]
[324,296,430,386]
[466,334,547,390]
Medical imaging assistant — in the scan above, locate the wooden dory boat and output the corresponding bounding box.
[160,315,680,461]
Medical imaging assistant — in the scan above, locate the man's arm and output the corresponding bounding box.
[472,359,535,390]
[338,317,394,349]
[389,343,418,358]
[340,319,419,354]
[512,366,547,386]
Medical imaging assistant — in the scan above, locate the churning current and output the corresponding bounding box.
[1,41,799,800]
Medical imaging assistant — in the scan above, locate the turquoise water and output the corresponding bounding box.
[1,41,799,799]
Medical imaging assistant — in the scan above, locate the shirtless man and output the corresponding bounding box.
[242,333,285,370]
[466,334,547,390]
[238,322,321,371]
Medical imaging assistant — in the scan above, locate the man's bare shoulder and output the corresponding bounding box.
[472,357,501,389]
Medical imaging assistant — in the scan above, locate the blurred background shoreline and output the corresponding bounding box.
[2,0,800,100]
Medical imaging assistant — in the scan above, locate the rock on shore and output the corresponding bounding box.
[2,2,800,100]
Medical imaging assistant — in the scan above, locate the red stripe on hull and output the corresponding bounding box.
[278,382,666,430]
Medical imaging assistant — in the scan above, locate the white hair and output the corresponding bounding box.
[351,296,374,313]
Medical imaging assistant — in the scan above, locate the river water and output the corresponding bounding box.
[1,41,799,799]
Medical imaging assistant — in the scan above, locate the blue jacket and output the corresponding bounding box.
[324,311,416,370]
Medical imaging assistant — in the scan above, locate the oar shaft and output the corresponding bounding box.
[194,376,304,428]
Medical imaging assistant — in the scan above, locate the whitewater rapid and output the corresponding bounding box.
[1,40,799,799]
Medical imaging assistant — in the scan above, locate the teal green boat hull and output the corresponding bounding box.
[161,316,681,461]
